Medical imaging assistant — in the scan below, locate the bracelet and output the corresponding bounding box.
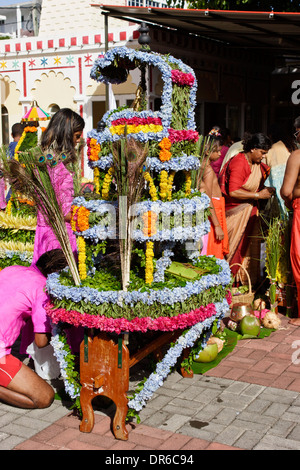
[254,192,259,199]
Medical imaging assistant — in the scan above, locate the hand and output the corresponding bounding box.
[258,187,275,199]
[214,225,224,241]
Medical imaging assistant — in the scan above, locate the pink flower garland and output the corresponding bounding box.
[46,293,231,334]
[168,128,199,143]
[171,70,195,87]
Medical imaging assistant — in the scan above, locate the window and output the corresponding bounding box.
[48,104,60,117]
[1,106,9,145]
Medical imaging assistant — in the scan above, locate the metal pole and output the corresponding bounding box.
[104,13,109,113]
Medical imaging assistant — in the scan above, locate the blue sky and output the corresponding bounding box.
[0,0,32,6]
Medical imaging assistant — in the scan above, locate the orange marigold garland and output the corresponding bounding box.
[71,206,90,232]
[158,137,171,162]
[142,211,158,237]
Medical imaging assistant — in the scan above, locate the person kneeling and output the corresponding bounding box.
[0,249,68,409]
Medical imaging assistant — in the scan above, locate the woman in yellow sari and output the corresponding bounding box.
[218,133,275,285]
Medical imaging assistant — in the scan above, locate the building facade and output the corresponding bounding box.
[1,0,299,178]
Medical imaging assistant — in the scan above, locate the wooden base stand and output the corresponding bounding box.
[79,329,193,440]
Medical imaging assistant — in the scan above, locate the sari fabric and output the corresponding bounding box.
[206,197,229,259]
[219,153,270,284]
[291,199,300,317]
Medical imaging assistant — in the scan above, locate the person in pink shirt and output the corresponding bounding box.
[0,249,68,409]
[0,175,6,210]
[31,108,85,265]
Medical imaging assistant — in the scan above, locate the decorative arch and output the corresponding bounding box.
[31,71,76,110]
[0,76,23,133]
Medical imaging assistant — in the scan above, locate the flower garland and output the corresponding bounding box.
[171,69,195,87]
[146,155,200,173]
[89,47,197,143]
[185,171,192,196]
[49,295,230,410]
[142,211,158,237]
[77,236,87,280]
[93,167,100,194]
[168,128,199,143]
[71,206,90,232]
[87,137,101,162]
[46,289,230,334]
[101,167,114,200]
[70,194,211,244]
[46,258,231,325]
[153,249,173,283]
[145,240,155,284]
[50,323,81,404]
[159,170,169,200]
[167,171,175,201]
[128,297,229,412]
[158,137,172,162]
[144,171,158,201]
[110,116,163,137]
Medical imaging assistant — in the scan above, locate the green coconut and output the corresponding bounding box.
[239,315,261,337]
[193,343,218,363]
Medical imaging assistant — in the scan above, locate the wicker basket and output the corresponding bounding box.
[230,263,254,307]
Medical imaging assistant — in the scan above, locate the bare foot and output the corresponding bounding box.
[289,318,300,326]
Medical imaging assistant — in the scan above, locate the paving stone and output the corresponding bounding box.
[0,435,25,450]
[213,424,245,447]
[233,430,266,450]
[256,434,300,450]
[263,402,290,418]
[267,419,296,438]
[286,424,300,441]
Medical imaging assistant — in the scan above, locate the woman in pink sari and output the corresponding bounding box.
[22,109,85,356]
[219,133,275,286]
[31,108,85,265]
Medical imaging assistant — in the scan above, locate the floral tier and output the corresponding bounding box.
[47,46,231,331]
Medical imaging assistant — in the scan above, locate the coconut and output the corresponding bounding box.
[207,336,225,353]
[262,311,281,329]
[253,298,266,310]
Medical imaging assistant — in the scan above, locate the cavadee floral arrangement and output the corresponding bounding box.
[45,46,232,415]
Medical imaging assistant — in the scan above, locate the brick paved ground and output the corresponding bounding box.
[1,313,300,450]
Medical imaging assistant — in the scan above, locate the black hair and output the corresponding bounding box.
[242,133,272,153]
[294,116,300,129]
[36,249,68,277]
[41,108,85,163]
[11,123,24,138]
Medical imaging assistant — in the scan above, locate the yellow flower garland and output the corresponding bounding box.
[77,235,87,280]
[144,171,158,201]
[101,167,114,200]
[185,171,192,196]
[167,171,176,201]
[110,124,163,136]
[145,240,154,285]
[93,167,100,194]
[5,200,12,216]
[159,170,169,200]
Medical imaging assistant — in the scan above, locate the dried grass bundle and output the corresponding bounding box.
[1,146,80,285]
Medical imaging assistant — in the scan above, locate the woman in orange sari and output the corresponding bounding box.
[198,135,229,259]
[218,133,275,285]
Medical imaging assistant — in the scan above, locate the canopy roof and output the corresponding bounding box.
[22,101,50,122]
[95,5,300,59]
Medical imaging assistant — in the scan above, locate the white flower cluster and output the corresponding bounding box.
[128,298,228,412]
